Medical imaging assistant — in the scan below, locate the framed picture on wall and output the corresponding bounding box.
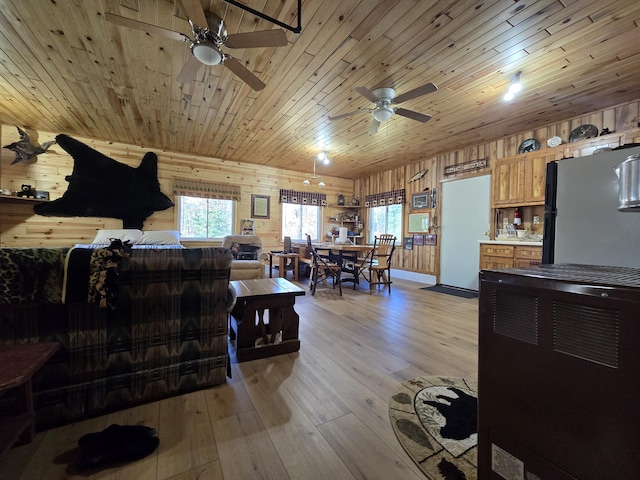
[411,192,430,210]
[404,237,413,250]
[251,194,270,219]
[408,212,430,233]
[425,234,437,246]
[413,234,424,246]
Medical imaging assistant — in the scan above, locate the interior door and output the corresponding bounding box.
[440,175,491,290]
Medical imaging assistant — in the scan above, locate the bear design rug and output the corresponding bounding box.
[389,376,477,480]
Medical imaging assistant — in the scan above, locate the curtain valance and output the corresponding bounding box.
[364,189,405,208]
[173,178,241,201]
[279,189,327,206]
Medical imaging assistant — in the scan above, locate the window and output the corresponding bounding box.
[368,204,403,242]
[178,196,235,240]
[282,203,321,242]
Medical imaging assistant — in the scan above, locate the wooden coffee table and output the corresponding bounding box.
[229,278,305,362]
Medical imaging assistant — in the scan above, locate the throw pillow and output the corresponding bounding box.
[92,229,143,245]
[237,244,259,260]
[136,230,181,245]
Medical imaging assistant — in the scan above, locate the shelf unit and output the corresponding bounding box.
[325,205,364,244]
[0,194,49,204]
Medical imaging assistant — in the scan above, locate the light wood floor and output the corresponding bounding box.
[0,277,479,480]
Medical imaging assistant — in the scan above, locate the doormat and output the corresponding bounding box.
[389,376,477,480]
[420,284,478,298]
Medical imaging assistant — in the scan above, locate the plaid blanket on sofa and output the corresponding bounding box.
[0,247,232,429]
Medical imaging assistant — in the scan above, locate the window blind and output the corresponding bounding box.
[173,178,241,201]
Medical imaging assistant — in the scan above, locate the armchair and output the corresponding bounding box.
[222,235,267,280]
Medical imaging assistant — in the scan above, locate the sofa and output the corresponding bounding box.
[0,245,233,430]
[222,235,267,280]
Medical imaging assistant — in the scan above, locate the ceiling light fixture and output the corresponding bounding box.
[191,41,223,65]
[373,104,394,122]
[303,155,326,188]
[317,151,330,165]
[503,71,522,101]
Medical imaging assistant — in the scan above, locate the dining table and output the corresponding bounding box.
[312,243,373,289]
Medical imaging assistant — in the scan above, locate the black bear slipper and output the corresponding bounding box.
[76,434,160,470]
[78,424,157,449]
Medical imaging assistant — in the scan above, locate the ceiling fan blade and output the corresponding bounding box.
[395,108,431,123]
[227,29,288,49]
[328,109,369,121]
[223,57,266,91]
[354,86,380,104]
[395,108,432,123]
[105,13,188,42]
[176,55,203,84]
[180,0,208,27]
[368,118,381,136]
[392,82,438,104]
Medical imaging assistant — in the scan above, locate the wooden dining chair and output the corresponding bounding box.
[306,235,342,296]
[358,234,396,294]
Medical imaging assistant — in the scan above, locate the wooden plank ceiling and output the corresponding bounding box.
[1,0,640,179]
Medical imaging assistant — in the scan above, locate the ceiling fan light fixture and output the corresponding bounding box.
[191,41,223,65]
[318,180,326,188]
[302,178,311,187]
[373,105,394,122]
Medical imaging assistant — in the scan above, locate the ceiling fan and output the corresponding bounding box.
[105,0,288,90]
[328,82,438,135]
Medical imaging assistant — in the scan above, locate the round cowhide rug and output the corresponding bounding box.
[389,376,477,480]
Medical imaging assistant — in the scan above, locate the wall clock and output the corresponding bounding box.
[569,124,598,142]
[518,138,540,154]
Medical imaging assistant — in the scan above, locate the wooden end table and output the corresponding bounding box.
[0,342,60,458]
[229,278,305,362]
[268,252,299,281]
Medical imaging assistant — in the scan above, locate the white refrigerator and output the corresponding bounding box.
[542,145,640,267]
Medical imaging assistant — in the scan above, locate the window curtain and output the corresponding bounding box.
[173,178,241,201]
[279,189,327,206]
[364,189,405,207]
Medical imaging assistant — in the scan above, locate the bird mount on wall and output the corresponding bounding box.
[33,134,174,229]
[2,126,56,164]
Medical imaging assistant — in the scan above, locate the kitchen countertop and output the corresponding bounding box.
[479,240,543,246]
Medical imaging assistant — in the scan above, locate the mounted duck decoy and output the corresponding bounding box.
[3,126,56,164]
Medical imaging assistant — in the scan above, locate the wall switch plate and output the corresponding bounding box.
[533,215,540,224]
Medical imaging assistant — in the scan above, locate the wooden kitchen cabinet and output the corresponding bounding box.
[513,245,543,267]
[479,243,542,270]
[492,154,555,207]
[479,243,515,269]
[492,158,525,207]
[523,155,552,204]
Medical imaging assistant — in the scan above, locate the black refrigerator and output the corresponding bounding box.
[542,145,640,267]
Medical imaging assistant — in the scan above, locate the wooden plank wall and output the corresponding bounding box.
[0,127,354,250]
[355,98,640,278]
[2,97,640,278]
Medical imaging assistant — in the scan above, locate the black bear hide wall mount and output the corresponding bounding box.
[34,134,174,229]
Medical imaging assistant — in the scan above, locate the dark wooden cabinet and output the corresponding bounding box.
[478,264,640,480]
